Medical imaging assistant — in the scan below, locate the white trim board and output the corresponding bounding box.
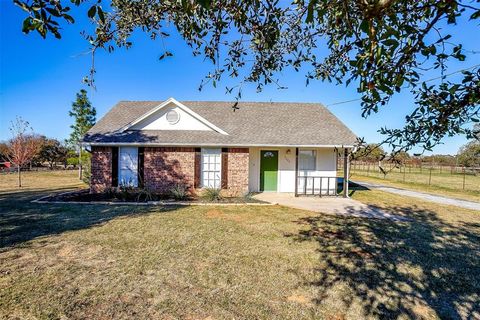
[83,142,356,148]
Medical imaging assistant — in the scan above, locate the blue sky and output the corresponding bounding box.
[1,1,478,155]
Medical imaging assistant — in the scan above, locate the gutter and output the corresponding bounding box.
[81,142,357,148]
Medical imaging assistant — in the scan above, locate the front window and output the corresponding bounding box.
[298,150,316,171]
[201,148,222,188]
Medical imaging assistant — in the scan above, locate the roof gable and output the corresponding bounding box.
[122,98,228,135]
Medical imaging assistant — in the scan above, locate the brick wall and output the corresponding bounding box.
[226,148,249,195]
[144,147,195,193]
[90,146,112,193]
[90,146,250,196]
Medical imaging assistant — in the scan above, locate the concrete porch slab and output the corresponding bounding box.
[253,192,409,221]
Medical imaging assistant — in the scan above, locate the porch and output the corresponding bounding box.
[248,146,351,197]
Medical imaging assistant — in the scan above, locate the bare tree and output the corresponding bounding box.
[7,117,39,187]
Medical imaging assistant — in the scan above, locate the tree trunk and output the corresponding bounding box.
[17,165,21,188]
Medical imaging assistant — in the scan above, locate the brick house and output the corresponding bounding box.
[83,98,357,197]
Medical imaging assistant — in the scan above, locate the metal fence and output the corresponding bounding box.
[338,160,480,192]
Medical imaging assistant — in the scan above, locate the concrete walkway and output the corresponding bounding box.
[254,193,410,221]
[354,181,480,211]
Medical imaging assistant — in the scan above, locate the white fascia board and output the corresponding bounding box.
[120,97,229,135]
[83,142,356,148]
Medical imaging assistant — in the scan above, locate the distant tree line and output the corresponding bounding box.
[353,124,480,168]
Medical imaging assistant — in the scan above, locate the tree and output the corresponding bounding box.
[457,141,480,167]
[353,143,386,162]
[393,151,411,163]
[473,123,480,141]
[68,89,96,146]
[423,154,457,166]
[38,138,69,169]
[457,124,480,167]
[68,89,96,179]
[13,0,480,152]
[0,142,9,162]
[6,117,39,187]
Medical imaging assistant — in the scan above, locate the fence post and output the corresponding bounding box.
[429,167,432,185]
[463,166,466,190]
[403,165,406,182]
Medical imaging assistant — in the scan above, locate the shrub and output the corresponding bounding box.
[170,184,189,201]
[202,187,222,202]
[104,187,117,199]
[243,191,254,201]
[81,161,91,185]
[136,187,156,202]
[118,179,136,201]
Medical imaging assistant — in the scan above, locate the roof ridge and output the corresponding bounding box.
[116,100,325,105]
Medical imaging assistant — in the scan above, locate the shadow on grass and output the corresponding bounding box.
[0,188,180,250]
[286,204,480,319]
[334,180,369,198]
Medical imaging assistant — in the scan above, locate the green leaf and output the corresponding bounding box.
[471,10,480,20]
[197,0,212,9]
[97,6,105,23]
[382,39,399,48]
[159,51,173,60]
[306,0,317,23]
[360,20,369,34]
[87,5,97,18]
[63,14,75,24]
[22,17,33,33]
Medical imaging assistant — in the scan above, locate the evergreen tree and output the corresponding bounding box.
[68,89,96,181]
[68,89,96,146]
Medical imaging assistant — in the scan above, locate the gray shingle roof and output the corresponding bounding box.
[83,100,357,146]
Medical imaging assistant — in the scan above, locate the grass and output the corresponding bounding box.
[1,171,479,319]
[340,166,480,202]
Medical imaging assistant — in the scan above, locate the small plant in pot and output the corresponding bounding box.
[202,187,222,202]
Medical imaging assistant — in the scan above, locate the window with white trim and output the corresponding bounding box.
[201,148,222,188]
[298,150,316,171]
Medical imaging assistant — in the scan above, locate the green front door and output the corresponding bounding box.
[260,150,278,191]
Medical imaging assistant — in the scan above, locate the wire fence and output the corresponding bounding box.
[339,160,480,193]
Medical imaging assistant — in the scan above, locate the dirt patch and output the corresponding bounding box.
[331,313,346,320]
[206,209,224,219]
[287,294,312,306]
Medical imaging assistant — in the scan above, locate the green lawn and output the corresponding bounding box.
[1,171,479,319]
[340,167,480,202]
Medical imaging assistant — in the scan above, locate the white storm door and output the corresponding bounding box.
[118,147,138,187]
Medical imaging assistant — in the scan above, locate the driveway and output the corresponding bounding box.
[254,193,409,221]
[354,181,480,211]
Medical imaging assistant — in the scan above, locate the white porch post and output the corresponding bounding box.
[343,147,350,198]
[294,148,299,197]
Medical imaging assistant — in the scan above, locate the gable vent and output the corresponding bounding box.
[166,110,180,125]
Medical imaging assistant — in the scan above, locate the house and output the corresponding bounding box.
[82,98,357,197]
